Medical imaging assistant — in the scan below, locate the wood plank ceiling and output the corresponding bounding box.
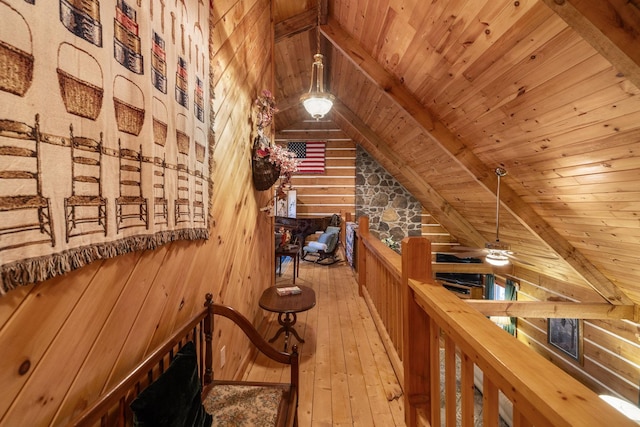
[272,0,640,316]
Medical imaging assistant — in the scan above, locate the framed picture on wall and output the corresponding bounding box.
[547,318,583,363]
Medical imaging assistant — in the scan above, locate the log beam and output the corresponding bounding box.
[466,300,635,320]
[431,263,494,274]
[275,9,316,43]
[541,0,640,90]
[331,100,489,249]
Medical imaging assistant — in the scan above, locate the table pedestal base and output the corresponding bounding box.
[260,285,315,352]
[269,312,305,351]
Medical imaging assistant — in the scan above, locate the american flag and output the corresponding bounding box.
[287,141,325,174]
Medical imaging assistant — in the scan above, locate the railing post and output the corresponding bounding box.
[357,216,369,297]
[402,237,432,427]
[204,293,214,385]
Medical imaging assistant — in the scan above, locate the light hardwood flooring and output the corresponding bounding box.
[243,251,406,427]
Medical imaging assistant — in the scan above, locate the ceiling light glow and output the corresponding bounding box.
[485,250,509,266]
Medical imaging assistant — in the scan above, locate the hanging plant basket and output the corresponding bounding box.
[252,132,280,191]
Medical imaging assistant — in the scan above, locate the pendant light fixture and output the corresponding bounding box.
[300,0,335,120]
[485,167,510,267]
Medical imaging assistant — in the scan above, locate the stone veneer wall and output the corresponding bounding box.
[355,146,423,247]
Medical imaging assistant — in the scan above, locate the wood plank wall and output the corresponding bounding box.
[276,125,356,219]
[0,1,276,425]
[422,211,459,258]
[507,268,640,404]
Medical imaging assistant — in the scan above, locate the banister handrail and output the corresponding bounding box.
[409,277,635,426]
[359,229,403,282]
[354,217,637,427]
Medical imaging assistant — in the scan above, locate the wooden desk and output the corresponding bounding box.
[259,285,316,351]
[275,244,300,283]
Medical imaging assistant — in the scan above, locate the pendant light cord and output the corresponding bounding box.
[316,0,321,54]
[494,167,507,242]
[495,172,501,242]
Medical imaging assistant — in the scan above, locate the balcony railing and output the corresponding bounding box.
[355,216,636,427]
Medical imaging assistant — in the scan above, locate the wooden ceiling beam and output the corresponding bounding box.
[541,0,640,90]
[331,99,490,248]
[321,24,435,133]
[275,0,328,43]
[321,17,636,308]
[275,9,316,43]
[432,263,494,274]
[466,300,635,320]
[273,92,302,113]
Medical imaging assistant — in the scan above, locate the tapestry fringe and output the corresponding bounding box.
[1,228,209,295]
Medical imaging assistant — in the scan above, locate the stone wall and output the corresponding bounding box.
[355,146,422,248]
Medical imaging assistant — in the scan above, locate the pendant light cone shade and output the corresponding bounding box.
[301,54,335,119]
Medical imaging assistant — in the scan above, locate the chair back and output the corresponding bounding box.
[322,228,340,252]
[325,226,340,235]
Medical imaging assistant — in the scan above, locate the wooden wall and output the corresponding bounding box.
[0,1,276,425]
[421,210,459,257]
[509,268,640,404]
[276,124,356,219]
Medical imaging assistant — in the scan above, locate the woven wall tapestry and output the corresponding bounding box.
[0,0,213,294]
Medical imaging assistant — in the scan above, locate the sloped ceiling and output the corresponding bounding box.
[272,0,640,315]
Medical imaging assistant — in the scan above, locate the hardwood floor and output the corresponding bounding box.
[244,252,406,426]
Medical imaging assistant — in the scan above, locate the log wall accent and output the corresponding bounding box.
[509,267,640,404]
[0,1,276,425]
[276,127,356,219]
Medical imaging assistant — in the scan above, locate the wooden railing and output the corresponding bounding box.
[356,217,636,427]
[356,216,405,385]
